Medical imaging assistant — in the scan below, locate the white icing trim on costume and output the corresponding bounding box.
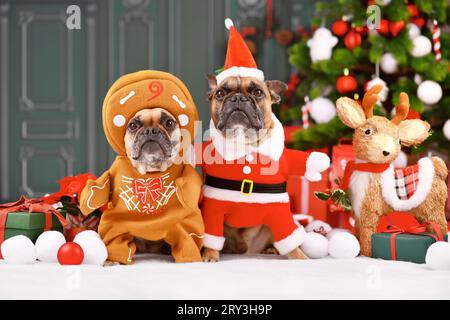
[86,179,110,211]
[202,185,289,204]
[172,94,186,109]
[216,66,264,85]
[305,152,330,182]
[119,90,136,105]
[209,113,285,161]
[273,227,306,255]
[203,233,226,251]
[381,157,434,211]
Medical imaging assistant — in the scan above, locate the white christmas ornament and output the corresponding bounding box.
[35,231,66,262]
[1,235,36,264]
[443,119,450,141]
[407,23,421,39]
[414,73,423,85]
[425,241,450,270]
[366,77,389,102]
[417,80,442,105]
[328,232,360,258]
[74,236,107,266]
[300,232,329,259]
[393,151,408,168]
[307,28,338,62]
[305,220,332,234]
[410,35,432,57]
[377,0,391,5]
[309,97,336,123]
[380,53,398,74]
[326,228,351,240]
[73,230,101,242]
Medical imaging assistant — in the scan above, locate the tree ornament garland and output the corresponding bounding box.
[417,80,443,105]
[336,69,357,94]
[307,27,338,62]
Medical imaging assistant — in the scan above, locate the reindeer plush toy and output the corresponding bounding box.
[336,85,448,256]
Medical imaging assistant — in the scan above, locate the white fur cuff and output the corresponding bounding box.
[305,152,330,182]
[273,227,306,255]
[203,233,226,251]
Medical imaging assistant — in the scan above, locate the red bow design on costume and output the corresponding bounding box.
[132,177,163,205]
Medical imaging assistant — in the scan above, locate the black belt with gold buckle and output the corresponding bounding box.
[205,174,287,196]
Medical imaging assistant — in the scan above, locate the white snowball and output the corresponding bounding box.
[380,53,398,74]
[326,228,351,240]
[443,119,450,141]
[309,97,336,123]
[366,77,388,102]
[407,23,421,39]
[305,220,332,234]
[328,232,360,259]
[393,151,408,168]
[73,230,101,243]
[74,236,107,266]
[426,241,450,270]
[410,35,432,57]
[300,232,329,259]
[1,235,36,264]
[35,231,66,262]
[417,80,442,105]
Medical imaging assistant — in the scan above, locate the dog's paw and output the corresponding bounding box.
[262,246,279,255]
[202,248,220,263]
[103,260,121,267]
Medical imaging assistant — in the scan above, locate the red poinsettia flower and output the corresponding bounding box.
[43,173,96,205]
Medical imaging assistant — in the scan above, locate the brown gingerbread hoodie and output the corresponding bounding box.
[79,70,204,264]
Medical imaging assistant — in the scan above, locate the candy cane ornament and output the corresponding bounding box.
[302,97,312,128]
[432,19,442,62]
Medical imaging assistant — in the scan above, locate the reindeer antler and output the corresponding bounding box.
[362,84,383,118]
[391,92,409,125]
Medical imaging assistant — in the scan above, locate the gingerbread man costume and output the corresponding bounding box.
[79,70,204,264]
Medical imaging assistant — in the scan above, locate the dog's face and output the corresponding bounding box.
[124,108,181,174]
[207,75,287,141]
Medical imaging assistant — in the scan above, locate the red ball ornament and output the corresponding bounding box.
[411,17,425,28]
[336,74,358,94]
[57,242,84,265]
[344,30,362,50]
[389,20,405,37]
[407,4,419,18]
[332,20,349,37]
[354,25,368,35]
[377,19,390,36]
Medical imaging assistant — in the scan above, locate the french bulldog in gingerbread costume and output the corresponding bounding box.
[79,70,204,264]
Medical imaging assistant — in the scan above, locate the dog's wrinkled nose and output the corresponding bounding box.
[383,150,390,156]
[230,93,249,103]
[143,127,161,136]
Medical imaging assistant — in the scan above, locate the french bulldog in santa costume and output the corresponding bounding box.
[79,70,204,264]
[200,19,330,262]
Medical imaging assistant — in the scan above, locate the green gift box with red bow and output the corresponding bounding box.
[371,223,448,264]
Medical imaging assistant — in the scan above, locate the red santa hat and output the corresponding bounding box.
[216,18,265,85]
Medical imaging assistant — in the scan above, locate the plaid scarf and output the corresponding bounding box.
[394,164,419,200]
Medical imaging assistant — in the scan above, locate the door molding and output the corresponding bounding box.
[0,0,9,199]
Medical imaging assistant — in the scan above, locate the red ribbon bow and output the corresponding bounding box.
[382,223,444,261]
[132,178,163,205]
[0,196,68,257]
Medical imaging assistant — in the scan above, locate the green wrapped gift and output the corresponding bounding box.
[0,197,68,247]
[372,226,448,264]
[4,212,63,243]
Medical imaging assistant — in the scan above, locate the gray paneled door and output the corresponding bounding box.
[0,0,315,202]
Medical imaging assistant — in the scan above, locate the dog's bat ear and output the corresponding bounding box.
[265,80,288,104]
[207,74,217,90]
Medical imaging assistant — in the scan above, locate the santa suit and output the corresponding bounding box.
[198,114,330,255]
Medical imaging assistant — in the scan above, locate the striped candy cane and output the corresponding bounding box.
[432,19,442,62]
[302,97,312,128]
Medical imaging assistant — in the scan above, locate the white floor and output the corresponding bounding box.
[0,254,449,300]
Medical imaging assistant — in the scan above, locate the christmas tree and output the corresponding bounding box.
[282,0,450,158]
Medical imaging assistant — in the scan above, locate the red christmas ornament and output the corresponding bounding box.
[407,4,419,18]
[389,20,405,37]
[57,242,84,265]
[354,25,368,35]
[411,17,426,28]
[406,109,421,120]
[336,72,358,94]
[65,227,87,242]
[344,30,362,50]
[377,19,390,36]
[332,20,349,37]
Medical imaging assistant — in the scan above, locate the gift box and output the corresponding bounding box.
[372,223,447,264]
[0,197,68,254]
